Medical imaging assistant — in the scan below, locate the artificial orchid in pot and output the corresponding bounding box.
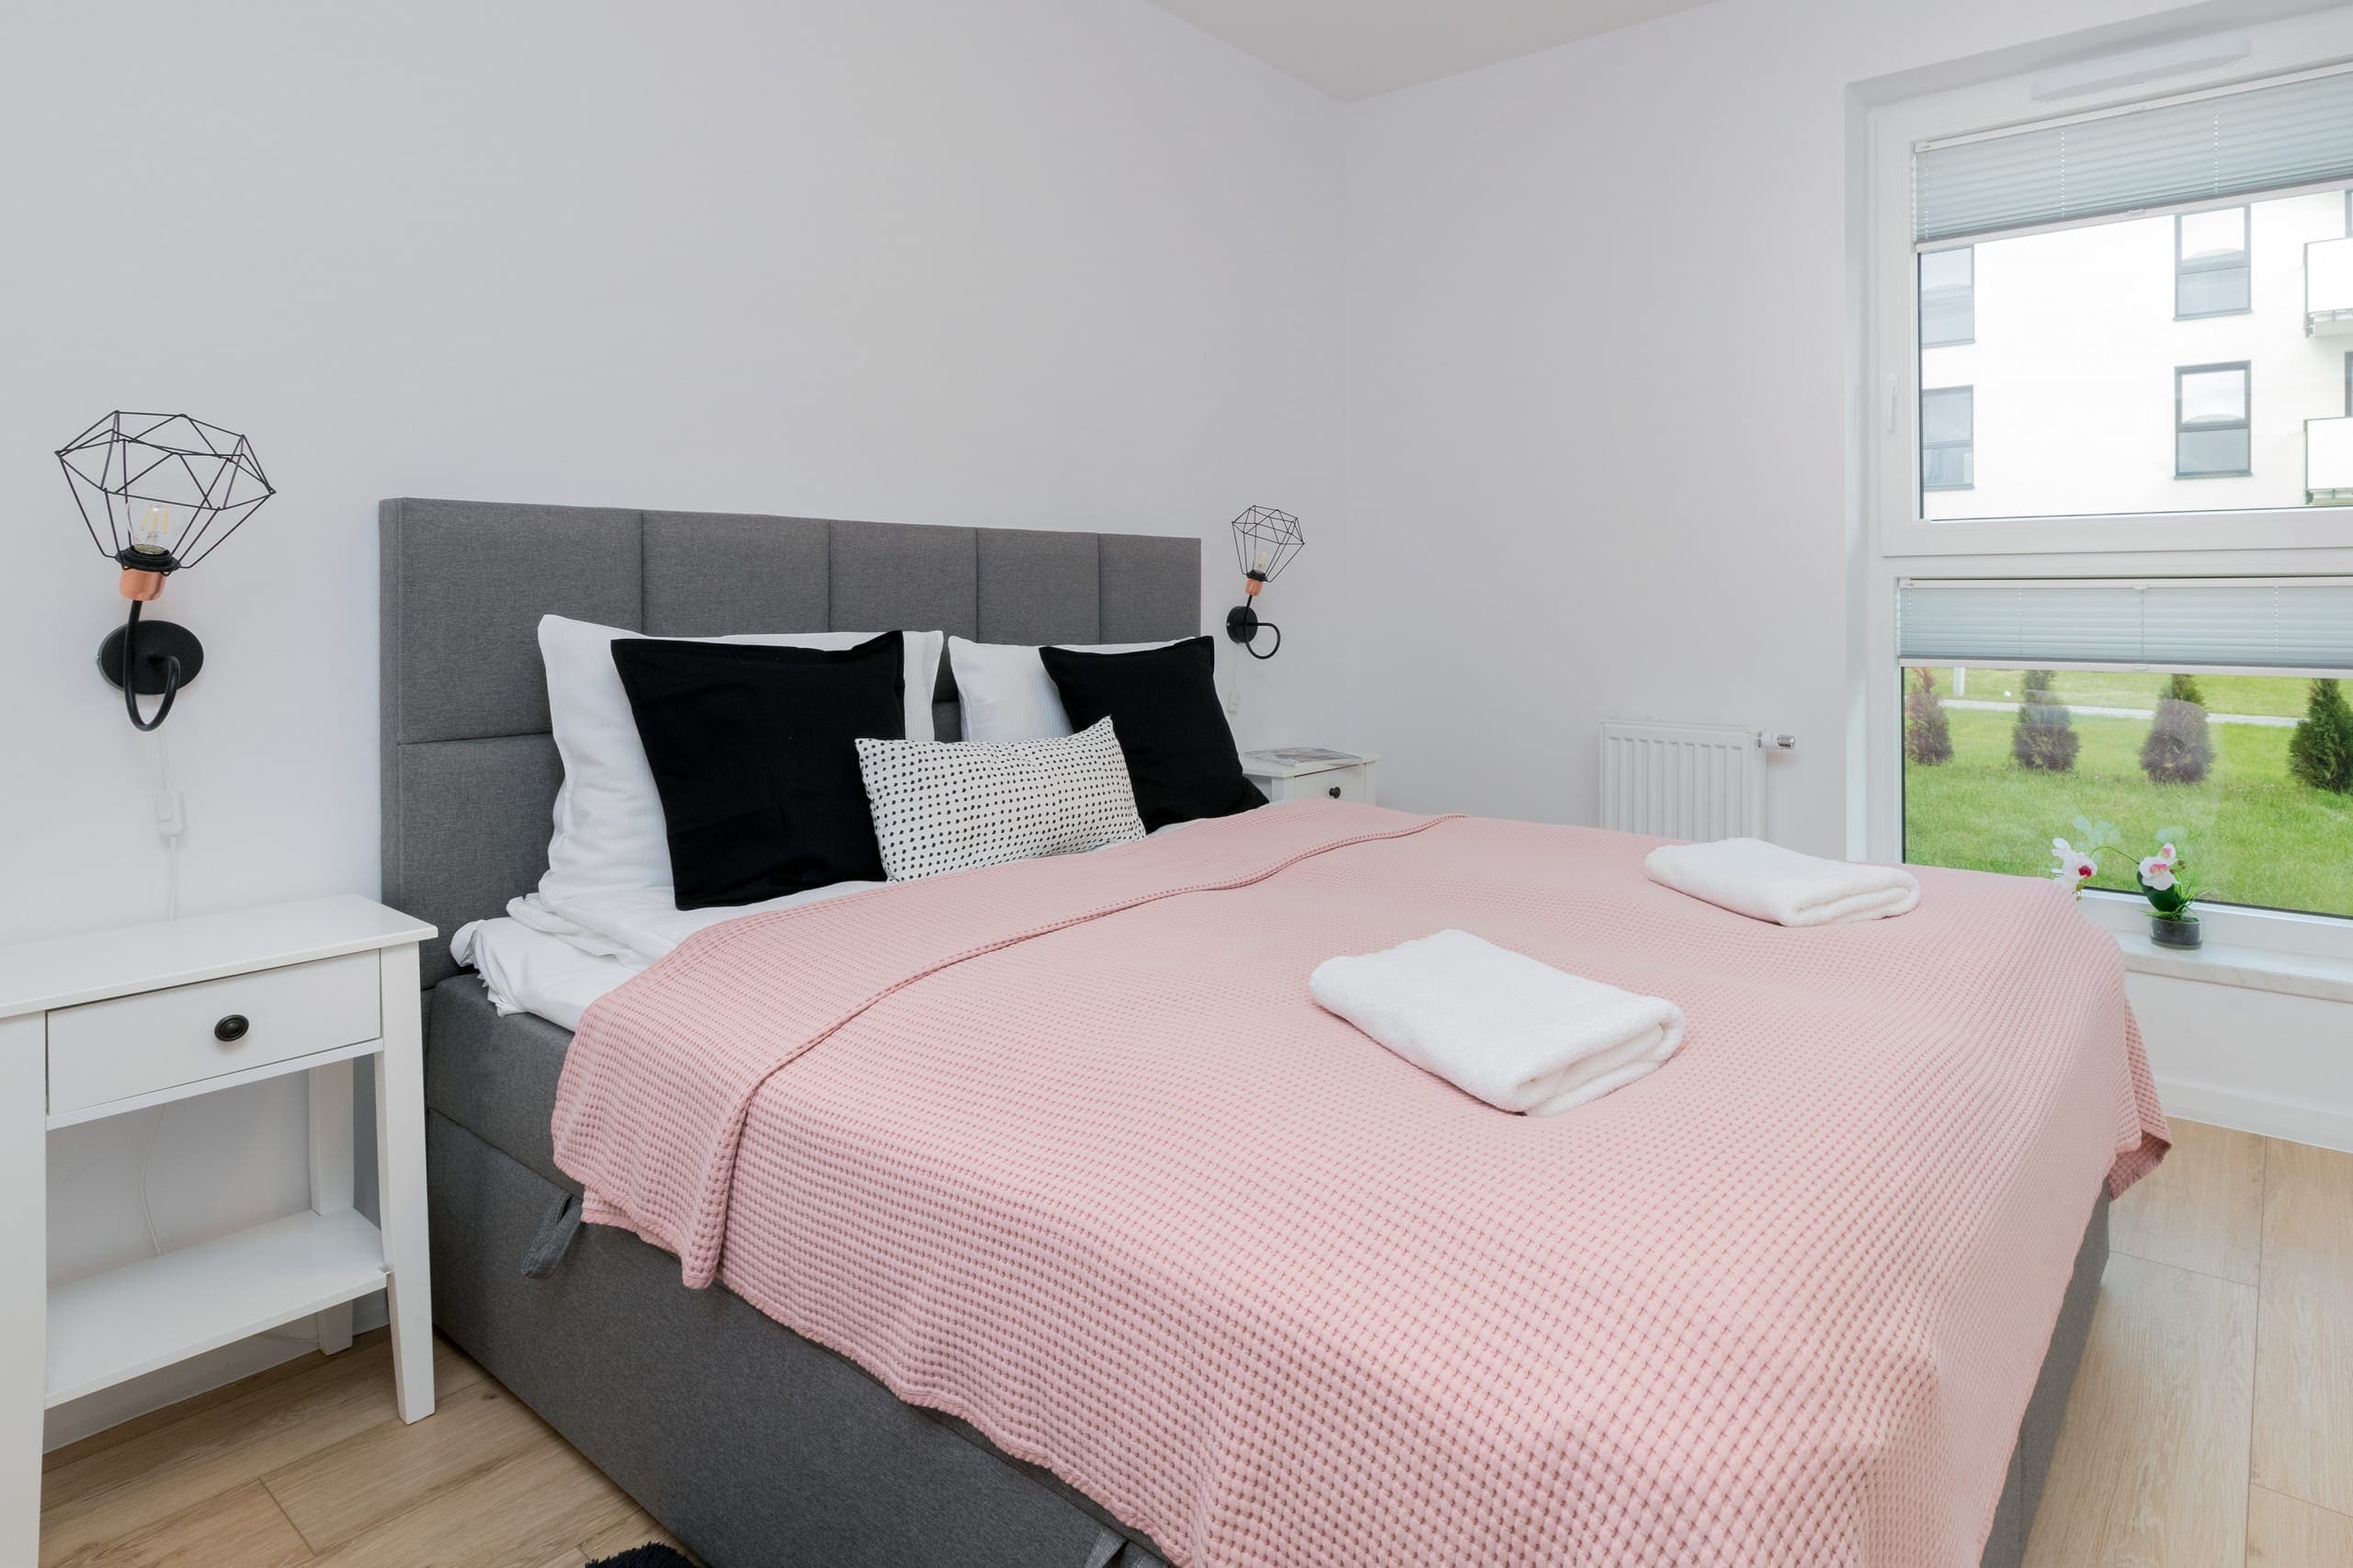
[2137,832,2200,949]
[2049,817,2121,900]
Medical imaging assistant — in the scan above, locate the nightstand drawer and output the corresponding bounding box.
[47,950,381,1115]
[1261,763,1375,805]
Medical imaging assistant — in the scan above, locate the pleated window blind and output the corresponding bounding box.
[1915,68,2353,243]
[1898,579,2353,671]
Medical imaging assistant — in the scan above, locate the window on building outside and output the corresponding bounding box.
[1921,387,1973,490]
[1919,247,1973,347]
[2177,362,2251,478]
[2176,207,2251,318]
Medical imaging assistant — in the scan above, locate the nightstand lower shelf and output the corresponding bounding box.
[46,1208,388,1407]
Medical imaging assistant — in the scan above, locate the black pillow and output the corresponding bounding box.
[1039,636,1265,832]
[610,631,905,909]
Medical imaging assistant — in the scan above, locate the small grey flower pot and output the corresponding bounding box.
[2150,914,2202,950]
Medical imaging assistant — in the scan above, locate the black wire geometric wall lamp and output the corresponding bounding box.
[1222,505,1304,661]
[57,413,275,731]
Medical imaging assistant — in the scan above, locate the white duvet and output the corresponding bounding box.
[457,821,1202,1030]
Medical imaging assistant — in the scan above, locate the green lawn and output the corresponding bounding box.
[1904,706,2353,917]
[1917,667,2310,719]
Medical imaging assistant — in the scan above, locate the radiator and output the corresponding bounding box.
[1598,721,1764,841]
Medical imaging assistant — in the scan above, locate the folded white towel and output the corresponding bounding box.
[1643,836,1920,926]
[1309,929,1684,1116]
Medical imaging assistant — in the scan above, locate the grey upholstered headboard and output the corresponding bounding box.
[381,498,1201,985]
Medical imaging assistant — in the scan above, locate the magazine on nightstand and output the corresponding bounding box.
[1242,746,1371,777]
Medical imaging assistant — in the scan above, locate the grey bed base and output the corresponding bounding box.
[383,497,2106,1567]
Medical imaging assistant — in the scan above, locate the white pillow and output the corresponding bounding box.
[856,719,1145,881]
[538,615,944,899]
[948,635,1178,743]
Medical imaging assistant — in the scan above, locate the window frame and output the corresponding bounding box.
[1859,10,2353,966]
[2174,206,2252,320]
[2174,360,2253,479]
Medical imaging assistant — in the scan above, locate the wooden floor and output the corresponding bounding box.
[38,1119,2353,1568]
[38,1335,691,1568]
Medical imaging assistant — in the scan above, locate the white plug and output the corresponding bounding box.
[154,788,187,840]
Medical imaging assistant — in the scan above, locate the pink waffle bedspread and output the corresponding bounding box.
[552,802,2166,1568]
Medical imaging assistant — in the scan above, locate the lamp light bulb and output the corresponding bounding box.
[132,505,170,555]
[1253,548,1271,574]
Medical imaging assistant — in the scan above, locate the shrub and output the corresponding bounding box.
[2140,697,2213,784]
[2011,669,2079,773]
[1904,668,1952,766]
[2161,672,2206,707]
[2290,677,2353,794]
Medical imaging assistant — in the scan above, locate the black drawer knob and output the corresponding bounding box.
[214,1014,250,1043]
[1326,784,1342,799]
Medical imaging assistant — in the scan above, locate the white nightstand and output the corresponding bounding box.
[1243,749,1381,805]
[0,895,438,1560]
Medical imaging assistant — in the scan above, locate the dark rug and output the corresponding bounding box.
[586,1547,694,1567]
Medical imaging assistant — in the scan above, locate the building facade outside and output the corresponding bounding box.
[1921,187,2353,521]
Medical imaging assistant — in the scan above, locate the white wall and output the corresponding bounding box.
[2126,971,2353,1152]
[0,0,1346,1438]
[1336,0,2320,846]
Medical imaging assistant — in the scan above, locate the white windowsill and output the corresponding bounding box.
[2071,890,2353,1003]
[2112,930,2353,1004]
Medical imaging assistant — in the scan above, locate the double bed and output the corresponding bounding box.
[383,498,2164,1568]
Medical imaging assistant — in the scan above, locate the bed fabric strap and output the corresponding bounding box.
[520,1189,584,1278]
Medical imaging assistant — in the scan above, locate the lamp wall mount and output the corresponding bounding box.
[97,602,204,731]
[1226,593,1281,660]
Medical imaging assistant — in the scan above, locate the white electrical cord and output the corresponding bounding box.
[135,736,318,1346]
[136,1109,166,1256]
[156,729,180,922]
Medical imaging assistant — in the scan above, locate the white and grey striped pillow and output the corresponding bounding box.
[855,718,1146,881]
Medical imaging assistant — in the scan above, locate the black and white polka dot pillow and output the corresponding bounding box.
[856,718,1147,881]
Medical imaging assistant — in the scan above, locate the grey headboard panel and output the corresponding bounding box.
[381,498,1201,985]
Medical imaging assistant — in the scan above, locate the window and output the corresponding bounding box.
[2176,207,2251,317]
[1921,387,1973,489]
[1898,579,2353,922]
[1919,247,1973,346]
[1892,63,2353,533]
[1870,39,2353,959]
[2177,362,2251,477]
